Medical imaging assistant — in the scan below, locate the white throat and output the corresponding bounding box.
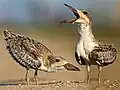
[78,24,93,41]
[76,24,97,58]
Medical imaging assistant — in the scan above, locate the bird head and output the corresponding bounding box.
[51,56,80,71]
[60,4,91,25]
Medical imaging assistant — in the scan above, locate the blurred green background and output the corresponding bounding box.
[0,0,120,81]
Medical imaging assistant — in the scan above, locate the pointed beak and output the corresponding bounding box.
[64,63,80,71]
[64,4,80,19]
[60,18,77,24]
[60,4,80,24]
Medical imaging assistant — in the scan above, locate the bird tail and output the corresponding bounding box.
[3,30,16,39]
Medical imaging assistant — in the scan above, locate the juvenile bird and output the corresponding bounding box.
[3,30,80,85]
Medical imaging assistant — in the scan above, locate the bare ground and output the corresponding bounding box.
[0,79,120,90]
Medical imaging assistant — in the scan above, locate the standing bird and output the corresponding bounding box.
[61,4,117,84]
[3,30,80,85]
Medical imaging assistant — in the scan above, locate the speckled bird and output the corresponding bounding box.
[3,30,80,85]
[61,4,117,84]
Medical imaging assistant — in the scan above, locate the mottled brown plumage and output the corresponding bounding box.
[3,30,80,85]
[89,43,117,66]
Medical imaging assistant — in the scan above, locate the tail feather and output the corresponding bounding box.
[3,30,16,38]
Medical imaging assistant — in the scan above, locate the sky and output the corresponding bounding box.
[0,0,116,23]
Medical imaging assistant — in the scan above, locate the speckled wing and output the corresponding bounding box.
[89,44,117,66]
[21,35,55,68]
[3,30,53,69]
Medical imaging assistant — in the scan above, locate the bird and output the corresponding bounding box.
[3,29,80,85]
[60,4,117,84]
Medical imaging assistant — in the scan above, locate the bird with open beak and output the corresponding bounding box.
[60,4,91,25]
[60,4,117,85]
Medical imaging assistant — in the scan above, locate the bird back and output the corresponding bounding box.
[3,30,53,69]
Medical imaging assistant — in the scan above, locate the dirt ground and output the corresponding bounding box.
[0,30,120,90]
[0,80,120,90]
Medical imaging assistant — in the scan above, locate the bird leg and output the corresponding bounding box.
[34,69,38,85]
[25,68,29,85]
[98,66,102,85]
[86,65,91,84]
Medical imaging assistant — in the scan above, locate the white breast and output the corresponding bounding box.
[76,24,98,59]
[83,41,97,55]
[76,41,85,57]
[76,40,96,59]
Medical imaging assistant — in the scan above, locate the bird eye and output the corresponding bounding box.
[83,11,88,14]
[56,59,60,62]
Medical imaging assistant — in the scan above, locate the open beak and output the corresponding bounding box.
[60,4,80,24]
[64,4,80,19]
[64,63,80,71]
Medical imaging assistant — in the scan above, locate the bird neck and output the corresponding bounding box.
[77,23,95,43]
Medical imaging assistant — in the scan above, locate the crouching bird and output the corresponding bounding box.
[3,30,80,85]
[61,4,117,85]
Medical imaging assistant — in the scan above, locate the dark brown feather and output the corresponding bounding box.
[3,30,55,69]
[89,44,117,66]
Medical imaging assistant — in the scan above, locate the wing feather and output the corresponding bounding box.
[89,44,117,66]
[3,30,53,69]
[3,30,61,69]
